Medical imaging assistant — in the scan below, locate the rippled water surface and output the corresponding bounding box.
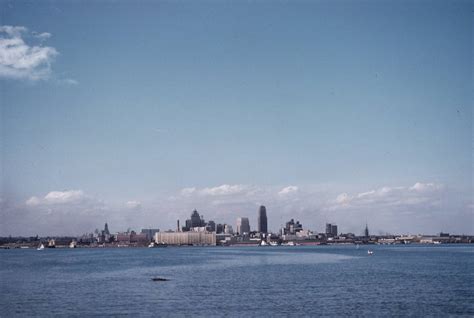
[1,245,473,317]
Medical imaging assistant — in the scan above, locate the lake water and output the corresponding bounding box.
[1,245,473,317]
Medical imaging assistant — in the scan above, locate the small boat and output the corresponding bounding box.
[259,240,268,246]
[47,239,56,248]
[37,244,45,251]
[367,250,374,255]
[148,242,168,248]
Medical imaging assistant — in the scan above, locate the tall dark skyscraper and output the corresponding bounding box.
[258,206,268,234]
[364,224,369,237]
[104,223,110,235]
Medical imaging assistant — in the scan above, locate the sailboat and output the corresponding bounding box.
[37,244,45,251]
[367,250,374,255]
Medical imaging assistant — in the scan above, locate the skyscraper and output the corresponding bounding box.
[236,217,250,234]
[326,223,332,236]
[364,224,369,237]
[258,206,268,234]
[183,209,206,231]
[190,209,202,228]
[326,223,338,237]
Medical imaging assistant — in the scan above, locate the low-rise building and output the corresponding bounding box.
[155,231,216,246]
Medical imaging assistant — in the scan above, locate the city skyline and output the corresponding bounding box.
[1,1,472,236]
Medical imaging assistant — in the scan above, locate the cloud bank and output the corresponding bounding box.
[1,182,472,236]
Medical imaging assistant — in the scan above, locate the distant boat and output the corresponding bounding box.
[69,241,77,248]
[367,250,374,255]
[259,240,268,246]
[269,241,278,246]
[148,242,168,248]
[47,239,56,248]
[37,244,45,251]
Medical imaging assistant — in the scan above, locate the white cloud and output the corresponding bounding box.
[126,200,142,210]
[278,186,299,196]
[25,196,41,206]
[33,32,51,40]
[0,26,27,37]
[26,190,86,206]
[336,193,351,204]
[44,190,85,204]
[199,184,250,196]
[378,187,392,195]
[180,187,197,196]
[357,190,375,198]
[62,78,79,85]
[330,182,444,211]
[0,25,58,80]
[410,182,442,192]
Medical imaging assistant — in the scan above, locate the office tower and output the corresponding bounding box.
[104,223,110,235]
[326,223,338,237]
[183,209,206,231]
[284,219,302,235]
[326,223,332,236]
[258,206,268,234]
[224,224,234,234]
[141,228,160,240]
[236,217,250,234]
[207,220,216,232]
[216,223,224,234]
[364,224,369,237]
[190,209,202,228]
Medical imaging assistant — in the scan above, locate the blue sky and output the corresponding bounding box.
[1,0,472,235]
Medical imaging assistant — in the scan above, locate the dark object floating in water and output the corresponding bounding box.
[152,277,169,282]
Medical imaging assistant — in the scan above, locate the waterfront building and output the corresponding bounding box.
[326,223,338,237]
[191,226,208,232]
[207,220,216,232]
[283,219,303,235]
[141,229,160,240]
[224,224,234,235]
[117,230,148,244]
[216,223,224,234]
[236,217,250,234]
[154,231,216,246]
[258,205,268,234]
